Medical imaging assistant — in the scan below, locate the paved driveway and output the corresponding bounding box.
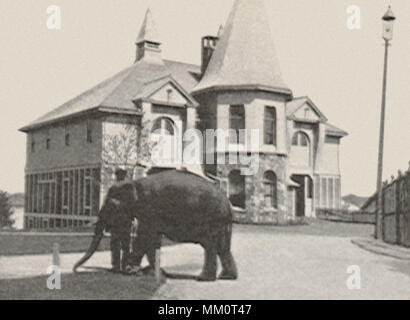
[1,223,409,300]
[154,225,410,300]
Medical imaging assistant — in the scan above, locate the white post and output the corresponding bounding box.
[155,249,161,283]
[53,243,60,267]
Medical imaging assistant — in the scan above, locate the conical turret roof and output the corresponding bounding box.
[193,0,292,97]
[136,8,161,44]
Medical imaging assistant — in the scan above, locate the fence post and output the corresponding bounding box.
[381,183,385,241]
[53,243,60,267]
[396,173,402,245]
[155,248,161,284]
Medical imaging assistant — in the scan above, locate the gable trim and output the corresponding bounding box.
[287,97,328,122]
[134,75,199,107]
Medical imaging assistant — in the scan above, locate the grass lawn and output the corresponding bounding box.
[0,233,111,256]
[0,233,174,256]
[0,271,163,300]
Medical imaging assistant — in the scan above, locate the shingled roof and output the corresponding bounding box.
[193,0,292,97]
[20,59,200,132]
[325,123,348,137]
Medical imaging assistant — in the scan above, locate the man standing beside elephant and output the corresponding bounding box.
[107,168,133,273]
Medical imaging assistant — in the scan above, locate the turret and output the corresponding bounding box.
[135,9,162,63]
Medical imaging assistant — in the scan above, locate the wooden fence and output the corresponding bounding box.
[381,169,410,247]
[317,209,375,224]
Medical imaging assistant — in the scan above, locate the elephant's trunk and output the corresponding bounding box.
[73,230,104,273]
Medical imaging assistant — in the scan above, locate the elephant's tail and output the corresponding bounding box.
[219,205,233,253]
[227,222,233,251]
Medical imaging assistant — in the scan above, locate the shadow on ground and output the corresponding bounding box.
[0,271,163,300]
[163,263,203,281]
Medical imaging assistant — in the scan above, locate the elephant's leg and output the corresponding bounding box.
[218,251,238,280]
[120,234,131,272]
[145,232,161,269]
[198,244,217,282]
[110,233,121,272]
[217,224,238,280]
[129,234,147,267]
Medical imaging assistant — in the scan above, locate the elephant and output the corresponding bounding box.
[73,170,238,282]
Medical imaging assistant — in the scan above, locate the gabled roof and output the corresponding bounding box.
[136,9,161,44]
[287,96,348,137]
[193,0,292,97]
[20,59,201,132]
[286,96,327,121]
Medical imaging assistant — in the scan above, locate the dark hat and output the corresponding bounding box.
[115,168,127,181]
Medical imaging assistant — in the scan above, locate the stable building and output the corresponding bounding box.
[20,0,347,229]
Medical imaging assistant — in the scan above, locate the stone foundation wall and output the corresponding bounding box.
[217,153,290,224]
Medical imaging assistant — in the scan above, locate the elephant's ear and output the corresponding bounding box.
[119,182,138,204]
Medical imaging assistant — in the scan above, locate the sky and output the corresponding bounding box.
[0,0,409,197]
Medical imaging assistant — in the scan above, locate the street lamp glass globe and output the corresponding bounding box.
[382,6,395,41]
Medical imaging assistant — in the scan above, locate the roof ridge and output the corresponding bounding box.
[164,59,199,68]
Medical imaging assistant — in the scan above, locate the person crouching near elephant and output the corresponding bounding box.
[126,217,161,276]
[73,169,133,274]
[125,193,160,276]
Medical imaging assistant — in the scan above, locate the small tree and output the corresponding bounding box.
[101,116,155,186]
[0,191,14,228]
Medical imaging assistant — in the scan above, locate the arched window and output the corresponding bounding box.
[152,117,175,136]
[264,107,277,146]
[263,171,277,209]
[292,132,309,147]
[291,131,311,166]
[228,170,245,209]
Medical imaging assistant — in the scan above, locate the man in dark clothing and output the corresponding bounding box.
[106,168,132,273]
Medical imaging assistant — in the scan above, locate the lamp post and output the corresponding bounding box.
[375,6,396,239]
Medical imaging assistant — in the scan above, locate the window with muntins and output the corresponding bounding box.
[263,171,277,209]
[152,117,175,136]
[229,105,245,144]
[292,132,309,146]
[264,107,277,146]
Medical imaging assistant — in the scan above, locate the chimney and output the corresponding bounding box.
[201,36,218,74]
